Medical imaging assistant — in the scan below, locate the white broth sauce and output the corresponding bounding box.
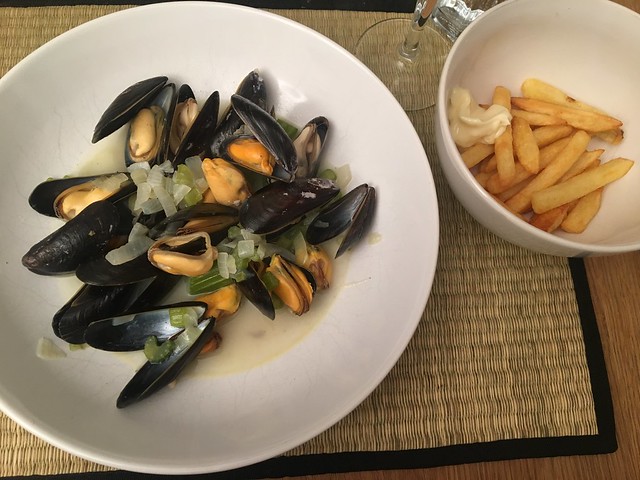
[59,138,352,378]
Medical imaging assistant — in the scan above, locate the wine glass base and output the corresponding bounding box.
[355,18,450,111]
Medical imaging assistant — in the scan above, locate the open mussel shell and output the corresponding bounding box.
[117,318,216,408]
[92,76,168,144]
[171,90,220,167]
[148,202,239,243]
[237,263,275,320]
[22,200,121,275]
[266,254,316,316]
[166,84,198,162]
[294,116,329,179]
[306,184,376,258]
[53,281,152,344]
[85,301,208,352]
[239,177,340,235]
[124,83,177,166]
[224,94,297,182]
[209,70,267,158]
[28,174,134,220]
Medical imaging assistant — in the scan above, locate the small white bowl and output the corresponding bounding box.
[435,0,640,256]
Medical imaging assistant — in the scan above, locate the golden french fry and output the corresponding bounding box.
[506,130,591,213]
[511,109,567,126]
[560,188,603,233]
[511,97,622,132]
[512,117,540,174]
[496,177,531,202]
[492,86,511,110]
[495,125,515,184]
[594,128,624,145]
[530,203,573,233]
[521,78,606,114]
[531,157,633,214]
[485,137,572,194]
[559,150,603,182]
[461,143,494,168]
[532,125,574,148]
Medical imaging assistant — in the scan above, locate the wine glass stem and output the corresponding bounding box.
[399,0,438,62]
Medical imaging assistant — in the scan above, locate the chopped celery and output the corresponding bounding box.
[68,343,87,351]
[271,294,284,310]
[277,118,299,139]
[188,266,234,295]
[144,336,175,364]
[168,307,197,328]
[174,164,195,186]
[318,168,337,181]
[262,271,279,292]
[227,225,242,239]
[183,187,203,207]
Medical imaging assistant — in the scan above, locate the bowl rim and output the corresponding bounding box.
[436,0,640,255]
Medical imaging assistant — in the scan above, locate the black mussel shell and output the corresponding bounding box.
[22,200,120,275]
[239,178,340,235]
[237,263,275,320]
[306,184,376,258]
[117,318,216,408]
[129,273,181,310]
[53,279,156,344]
[172,90,220,167]
[85,301,208,352]
[148,202,239,241]
[209,70,267,157]
[92,76,168,143]
[76,253,160,286]
[229,94,297,182]
[294,116,329,179]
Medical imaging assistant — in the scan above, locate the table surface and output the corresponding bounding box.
[297,1,640,479]
[0,1,638,479]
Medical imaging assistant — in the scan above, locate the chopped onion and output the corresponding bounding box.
[153,183,178,217]
[195,177,209,193]
[236,239,255,259]
[96,173,128,192]
[172,183,192,204]
[36,338,66,360]
[105,235,154,265]
[158,160,174,174]
[241,229,262,242]
[134,183,152,212]
[141,197,163,214]
[226,253,237,275]
[146,165,165,188]
[127,161,151,172]
[293,232,308,265]
[130,168,148,186]
[335,164,352,190]
[218,252,230,278]
[128,222,149,241]
[185,156,204,181]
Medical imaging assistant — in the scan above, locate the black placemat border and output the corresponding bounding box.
[6,257,616,479]
[2,0,415,11]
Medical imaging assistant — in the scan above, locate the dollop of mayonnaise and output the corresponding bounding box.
[447,87,512,148]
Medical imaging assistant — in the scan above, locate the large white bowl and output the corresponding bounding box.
[436,0,640,256]
[0,2,439,475]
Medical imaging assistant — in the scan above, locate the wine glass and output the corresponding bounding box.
[355,0,450,111]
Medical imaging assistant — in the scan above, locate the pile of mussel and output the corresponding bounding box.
[22,70,376,408]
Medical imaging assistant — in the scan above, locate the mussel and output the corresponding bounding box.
[171,90,220,167]
[237,262,275,320]
[147,232,216,277]
[293,116,329,179]
[219,95,297,182]
[93,76,168,144]
[306,183,376,258]
[238,177,340,234]
[148,202,239,243]
[208,70,267,158]
[201,157,251,207]
[22,200,121,275]
[167,84,199,159]
[265,254,316,315]
[84,301,208,351]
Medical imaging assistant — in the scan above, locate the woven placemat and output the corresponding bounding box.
[0,5,615,478]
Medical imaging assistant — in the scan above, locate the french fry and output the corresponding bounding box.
[485,137,572,194]
[512,117,539,174]
[474,171,492,188]
[511,97,622,132]
[532,125,574,148]
[496,177,531,202]
[521,78,605,114]
[559,150,603,182]
[495,125,515,184]
[492,86,511,110]
[594,128,624,145]
[480,155,497,173]
[530,203,574,233]
[560,188,603,233]
[505,130,591,213]
[530,157,633,214]
[461,143,494,168]
[511,109,567,126]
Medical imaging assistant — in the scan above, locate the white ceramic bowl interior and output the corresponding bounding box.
[436,0,640,256]
[0,2,439,475]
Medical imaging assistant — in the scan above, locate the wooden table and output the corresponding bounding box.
[298,0,640,478]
